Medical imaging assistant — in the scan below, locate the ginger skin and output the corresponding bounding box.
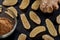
[40,0,59,13]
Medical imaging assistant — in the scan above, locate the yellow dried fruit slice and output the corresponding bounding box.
[58,25,60,34]
[29,11,41,24]
[7,7,18,17]
[31,0,40,10]
[19,0,30,9]
[3,0,18,6]
[29,26,46,38]
[56,15,60,24]
[42,34,54,40]
[20,14,30,29]
[18,33,27,40]
[45,19,57,37]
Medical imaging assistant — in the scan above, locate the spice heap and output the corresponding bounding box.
[0,17,13,35]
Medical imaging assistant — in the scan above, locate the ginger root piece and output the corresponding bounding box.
[29,26,46,38]
[58,25,60,34]
[20,14,30,29]
[45,19,57,37]
[40,4,53,13]
[40,0,59,13]
[7,7,18,17]
[42,34,54,40]
[29,11,41,24]
[56,15,60,24]
[31,0,40,10]
[3,0,18,6]
[19,0,30,9]
[18,33,27,40]
[58,0,60,3]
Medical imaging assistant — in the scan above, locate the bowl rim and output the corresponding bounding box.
[0,17,17,38]
[0,6,17,38]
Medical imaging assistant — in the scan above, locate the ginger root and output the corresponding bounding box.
[40,0,59,13]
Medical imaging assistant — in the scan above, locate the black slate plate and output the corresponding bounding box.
[0,0,60,40]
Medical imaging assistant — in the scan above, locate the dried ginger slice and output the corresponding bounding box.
[45,19,57,37]
[58,25,60,34]
[3,0,18,6]
[29,26,46,38]
[29,11,41,24]
[20,13,30,29]
[31,0,40,10]
[7,7,18,17]
[19,0,30,9]
[42,34,54,40]
[0,5,2,12]
[18,33,27,40]
[56,15,60,24]
[5,10,14,18]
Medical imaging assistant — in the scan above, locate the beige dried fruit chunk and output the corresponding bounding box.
[29,26,46,37]
[19,0,30,9]
[7,7,18,17]
[45,19,57,37]
[0,8,2,12]
[20,14,30,29]
[0,5,2,12]
[29,11,41,24]
[3,0,18,6]
[18,33,27,40]
[5,10,14,18]
[56,15,60,24]
[42,34,54,40]
[31,0,40,10]
[58,25,60,34]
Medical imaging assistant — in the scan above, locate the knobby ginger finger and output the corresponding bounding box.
[58,0,60,4]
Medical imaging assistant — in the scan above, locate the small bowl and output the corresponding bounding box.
[0,6,17,38]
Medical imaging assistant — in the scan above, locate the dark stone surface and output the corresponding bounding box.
[0,0,60,40]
